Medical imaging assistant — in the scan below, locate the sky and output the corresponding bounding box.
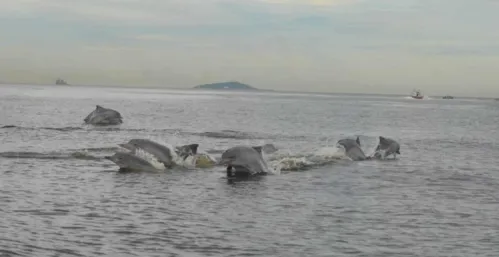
[1,0,499,97]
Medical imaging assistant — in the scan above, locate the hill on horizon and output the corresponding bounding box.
[193,81,257,90]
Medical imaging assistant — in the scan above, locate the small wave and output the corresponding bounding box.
[90,127,181,133]
[0,125,182,133]
[68,147,119,152]
[193,130,272,140]
[1,125,82,131]
[0,151,101,161]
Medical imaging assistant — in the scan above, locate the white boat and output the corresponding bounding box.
[410,89,424,99]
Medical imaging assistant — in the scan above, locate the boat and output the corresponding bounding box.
[55,78,69,85]
[410,89,424,99]
[442,95,454,99]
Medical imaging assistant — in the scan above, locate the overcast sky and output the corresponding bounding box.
[1,0,498,96]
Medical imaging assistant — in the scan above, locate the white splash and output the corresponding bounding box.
[314,146,347,160]
[134,148,167,171]
[269,156,313,174]
[265,146,347,173]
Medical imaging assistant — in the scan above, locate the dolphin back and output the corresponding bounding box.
[84,105,123,125]
[222,146,271,176]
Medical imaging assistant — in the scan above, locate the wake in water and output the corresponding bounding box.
[266,146,348,173]
[0,134,392,174]
[0,151,102,161]
[403,96,432,100]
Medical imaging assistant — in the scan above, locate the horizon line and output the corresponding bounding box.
[0,81,497,100]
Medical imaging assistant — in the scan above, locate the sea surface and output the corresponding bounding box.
[1,84,499,257]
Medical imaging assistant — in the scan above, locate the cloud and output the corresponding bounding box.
[0,0,348,25]
[1,0,499,96]
[258,0,353,5]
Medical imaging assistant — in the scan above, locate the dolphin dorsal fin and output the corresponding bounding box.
[188,144,199,155]
[252,146,263,155]
[96,105,104,110]
[356,136,361,146]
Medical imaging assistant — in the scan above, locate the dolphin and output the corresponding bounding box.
[104,152,157,172]
[84,105,123,126]
[260,143,278,154]
[219,145,272,177]
[337,136,370,161]
[175,144,200,160]
[249,144,278,157]
[118,139,198,168]
[372,136,401,159]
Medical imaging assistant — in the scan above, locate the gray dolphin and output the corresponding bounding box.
[260,143,278,154]
[337,136,370,161]
[175,144,199,160]
[373,136,401,159]
[118,139,198,168]
[249,144,278,157]
[84,105,123,126]
[219,145,272,177]
[104,152,157,172]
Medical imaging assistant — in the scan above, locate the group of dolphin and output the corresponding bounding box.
[337,136,401,161]
[83,105,401,177]
[105,138,278,178]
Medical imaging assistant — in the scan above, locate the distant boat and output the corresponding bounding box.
[410,89,424,99]
[55,78,69,85]
[442,95,454,99]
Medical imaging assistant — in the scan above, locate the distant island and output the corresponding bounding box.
[55,78,69,85]
[193,81,257,90]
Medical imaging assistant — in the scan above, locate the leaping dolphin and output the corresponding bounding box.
[104,152,158,172]
[337,136,370,161]
[219,145,272,177]
[84,105,123,126]
[118,139,198,168]
[372,136,401,159]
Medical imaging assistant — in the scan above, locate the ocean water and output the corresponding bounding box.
[1,84,499,257]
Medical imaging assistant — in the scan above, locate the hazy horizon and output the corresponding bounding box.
[1,0,499,97]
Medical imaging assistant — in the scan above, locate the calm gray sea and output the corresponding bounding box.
[1,84,499,257]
